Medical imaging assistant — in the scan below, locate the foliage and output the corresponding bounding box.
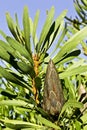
[0,2,87,129]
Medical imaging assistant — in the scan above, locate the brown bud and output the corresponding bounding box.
[43,59,65,115]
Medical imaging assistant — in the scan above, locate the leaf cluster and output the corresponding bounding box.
[0,4,87,130]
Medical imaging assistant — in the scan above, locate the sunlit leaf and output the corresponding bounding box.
[59,100,83,118]
[23,6,31,53]
[0,66,32,91]
[6,13,18,39]
[1,89,17,98]
[0,99,34,108]
[0,119,43,129]
[53,26,87,62]
[36,115,61,130]
[60,65,87,79]
[6,36,33,63]
[33,10,40,45]
[37,6,55,52]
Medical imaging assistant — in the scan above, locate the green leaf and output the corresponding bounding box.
[59,100,83,118]
[52,23,67,54]
[6,36,33,63]
[64,77,76,99]
[17,61,35,77]
[29,17,38,52]
[40,21,55,53]
[74,2,84,20]
[0,119,43,129]
[0,46,10,62]
[81,0,87,6]
[75,120,81,130]
[0,66,32,91]
[60,65,87,79]
[56,49,81,66]
[37,6,55,52]
[0,66,20,83]
[33,10,40,45]
[0,99,33,108]
[80,113,87,123]
[23,6,31,53]
[50,10,67,48]
[0,30,7,39]
[1,89,17,98]
[36,115,61,130]
[6,13,18,40]
[53,26,87,63]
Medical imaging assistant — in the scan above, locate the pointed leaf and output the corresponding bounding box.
[52,23,67,54]
[0,66,31,91]
[60,65,87,79]
[0,30,7,39]
[37,115,61,130]
[59,100,83,118]
[0,46,10,62]
[41,21,55,52]
[74,2,84,20]
[33,10,40,44]
[56,49,81,66]
[53,26,87,62]
[81,0,87,6]
[17,61,35,77]
[6,36,33,63]
[23,6,31,52]
[1,90,17,98]
[0,99,33,108]
[6,13,18,39]
[0,119,43,129]
[37,6,55,52]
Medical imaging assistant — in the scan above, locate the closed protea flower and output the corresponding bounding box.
[43,59,65,116]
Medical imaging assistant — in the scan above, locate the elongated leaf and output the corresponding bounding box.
[53,26,87,62]
[56,49,81,66]
[60,65,87,79]
[54,10,67,31]
[1,89,17,98]
[23,6,31,53]
[17,61,35,77]
[6,36,33,63]
[0,40,21,69]
[52,23,67,54]
[0,66,21,83]
[74,2,84,20]
[0,66,31,91]
[0,46,10,62]
[33,10,40,45]
[0,119,43,129]
[0,99,33,108]
[41,21,55,52]
[59,100,83,118]
[37,6,55,52]
[49,10,67,54]
[81,0,87,6]
[36,115,61,130]
[50,10,67,45]
[40,10,67,53]
[0,30,7,39]
[81,113,87,123]
[0,40,14,51]
[6,13,18,40]
[65,78,76,99]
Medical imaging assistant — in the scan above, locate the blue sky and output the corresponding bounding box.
[0,0,76,36]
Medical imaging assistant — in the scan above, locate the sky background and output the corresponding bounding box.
[0,0,76,37]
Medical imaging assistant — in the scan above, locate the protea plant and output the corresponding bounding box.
[0,6,87,130]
